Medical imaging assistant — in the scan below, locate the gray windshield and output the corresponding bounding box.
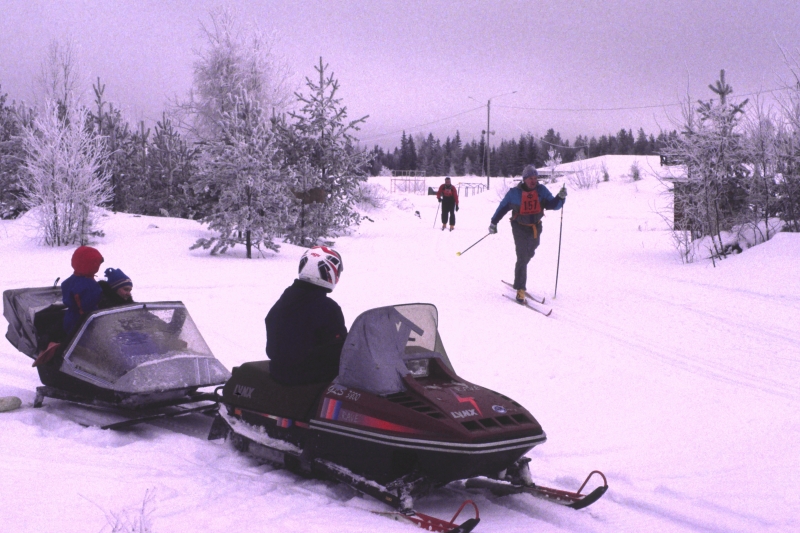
[61,303,229,392]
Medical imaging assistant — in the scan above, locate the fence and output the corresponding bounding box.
[391,170,426,177]
[458,183,487,197]
[391,178,427,194]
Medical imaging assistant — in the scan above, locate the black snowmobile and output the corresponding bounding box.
[209,303,607,533]
[3,286,230,429]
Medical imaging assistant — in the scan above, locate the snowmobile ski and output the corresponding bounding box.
[465,470,608,510]
[34,385,220,430]
[501,280,545,304]
[502,294,553,316]
[374,499,480,533]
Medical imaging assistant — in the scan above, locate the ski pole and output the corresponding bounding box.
[456,233,491,256]
[554,203,565,299]
[433,201,440,228]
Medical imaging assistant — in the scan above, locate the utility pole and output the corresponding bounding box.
[473,91,517,190]
[482,99,494,189]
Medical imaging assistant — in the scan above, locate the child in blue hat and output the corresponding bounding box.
[98,268,134,308]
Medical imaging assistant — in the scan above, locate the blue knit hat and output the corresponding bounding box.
[522,165,539,179]
[104,268,132,290]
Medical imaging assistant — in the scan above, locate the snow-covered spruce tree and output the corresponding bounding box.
[663,70,750,259]
[142,114,197,218]
[278,58,370,247]
[774,48,800,233]
[0,87,30,219]
[191,92,292,258]
[19,100,111,246]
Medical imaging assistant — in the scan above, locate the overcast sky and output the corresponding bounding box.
[2,0,799,149]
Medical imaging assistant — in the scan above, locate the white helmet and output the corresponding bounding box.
[298,246,343,291]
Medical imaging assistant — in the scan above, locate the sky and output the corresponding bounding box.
[2,1,800,150]
[1,156,799,532]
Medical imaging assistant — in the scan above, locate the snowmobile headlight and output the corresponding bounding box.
[405,358,430,378]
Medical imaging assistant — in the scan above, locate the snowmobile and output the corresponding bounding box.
[3,286,230,429]
[209,303,607,533]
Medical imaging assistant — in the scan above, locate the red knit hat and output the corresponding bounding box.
[71,246,104,277]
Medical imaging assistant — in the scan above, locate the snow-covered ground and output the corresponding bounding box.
[1,155,798,532]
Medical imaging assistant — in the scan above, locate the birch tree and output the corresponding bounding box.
[176,7,293,143]
[19,100,111,245]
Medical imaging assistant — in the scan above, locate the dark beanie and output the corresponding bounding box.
[71,246,104,277]
[522,165,539,179]
[104,268,132,290]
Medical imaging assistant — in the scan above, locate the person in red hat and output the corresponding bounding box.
[61,246,104,337]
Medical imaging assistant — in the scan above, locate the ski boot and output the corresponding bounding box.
[449,225,455,232]
[515,289,526,304]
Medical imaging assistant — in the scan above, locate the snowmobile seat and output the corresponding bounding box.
[33,304,67,350]
[223,361,329,422]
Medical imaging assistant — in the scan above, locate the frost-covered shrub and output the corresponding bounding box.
[630,161,642,181]
[567,162,600,190]
[355,182,389,210]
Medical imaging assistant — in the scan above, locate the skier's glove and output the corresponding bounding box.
[557,186,567,199]
[438,197,442,203]
[488,223,497,234]
[456,205,459,211]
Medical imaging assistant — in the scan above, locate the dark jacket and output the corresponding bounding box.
[97,280,134,309]
[266,279,347,385]
[491,181,564,227]
[61,275,102,337]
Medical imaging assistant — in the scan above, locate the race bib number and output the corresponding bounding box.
[520,191,541,215]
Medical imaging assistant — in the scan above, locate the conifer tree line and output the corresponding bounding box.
[0,10,370,256]
[370,127,679,177]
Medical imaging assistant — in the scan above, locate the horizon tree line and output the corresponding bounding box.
[369,127,680,178]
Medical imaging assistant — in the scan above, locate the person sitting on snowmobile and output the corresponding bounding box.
[98,267,134,309]
[62,246,105,338]
[33,246,105,368]
[266,246,347,386]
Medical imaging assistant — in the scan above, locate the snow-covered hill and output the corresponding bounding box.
[1,158,798,532]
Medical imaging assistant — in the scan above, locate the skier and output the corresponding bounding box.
[436,176,460,231]
[489,165,567,303]
[98,267,134,309]
[266,246,347,385]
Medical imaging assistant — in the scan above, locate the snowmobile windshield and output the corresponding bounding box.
[60,303,230,393]
[334,303,454,396]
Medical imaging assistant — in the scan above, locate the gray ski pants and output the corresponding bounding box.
[511,221,541,290]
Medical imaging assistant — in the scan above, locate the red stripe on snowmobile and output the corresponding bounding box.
[352,411,421,434]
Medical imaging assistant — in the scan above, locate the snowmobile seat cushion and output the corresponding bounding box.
[224,361,330,421]
[33,304,67,350]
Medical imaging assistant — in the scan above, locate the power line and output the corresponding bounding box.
[358,105,485,144]
[357,86,790,145]
[497,87,787,113]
